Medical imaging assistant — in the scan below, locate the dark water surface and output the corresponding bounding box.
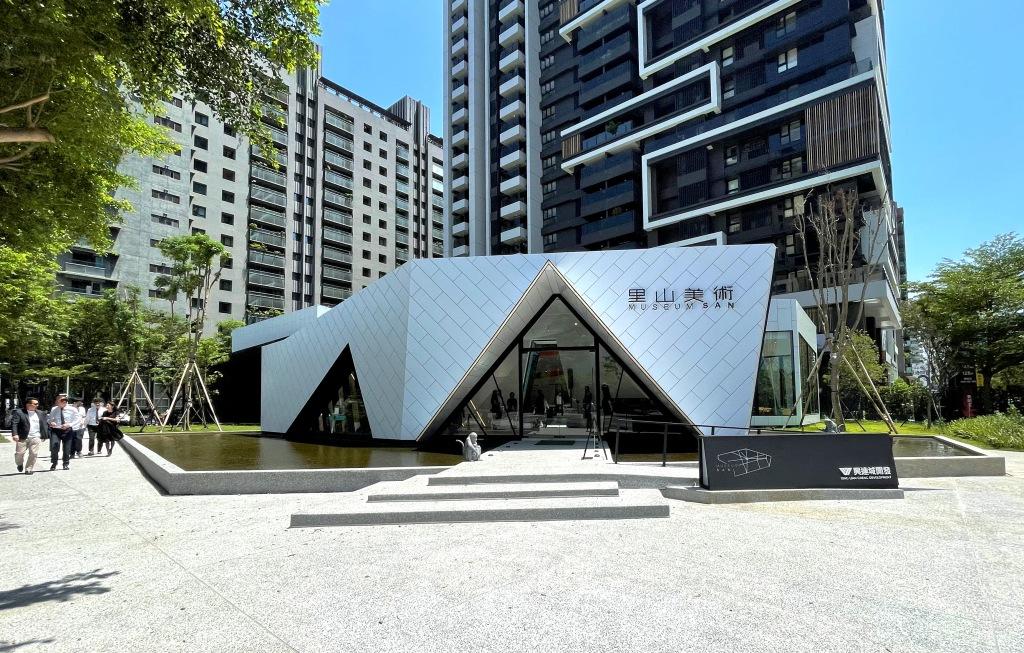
[891,436,974,458]
[132,432,463,471]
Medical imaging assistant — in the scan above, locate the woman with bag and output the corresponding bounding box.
[97,402,124,456]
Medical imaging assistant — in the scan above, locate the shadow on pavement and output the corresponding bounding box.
[0,639,57,651]
[0,569,118,611]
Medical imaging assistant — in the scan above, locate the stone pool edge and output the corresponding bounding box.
[121,436,453,495]
[895,435,1005,478]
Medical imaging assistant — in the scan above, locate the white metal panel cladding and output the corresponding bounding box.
[256,246,775,438]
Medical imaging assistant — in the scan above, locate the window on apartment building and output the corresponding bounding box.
[377,219,386,229]
[378,201,387,211]
[541,81,555,96]
[777,48,798,73]
[151,213,179,226]
[378,183,387,193]
[170,97,183,108]
[362,160,372,170]
[721,46,734,67]
[363,214,372,224]
[379,133,387,142]
[222,190,234,203]
[782,197,796,218]
[540,29,555,45]
[378,165,387,176]
[363,124,373,135]
[150,239,162,248]
[191,227,205,235]
[542,155,559,171]
[728,213,741,234]
[543,181,558,196]
[151,190,180,204]
[153,116,182,132]
[194,135,208,150]
[775,156,804,181]
[785,234,796,255]
[540,55,555,71]
[727,178,740,195]
[362,267,371,277]
[223,146,235,159]
[363,142,372,153]
[379,148,387,159]
[193,181,207,195]
[542,130,557,145]
[378,237,387,246]
[193,159,207,173]
[152,164,180,180]
[362,233,371,242]
[543,233,556,248]
[195,112,209,126]
[221,235,234,247]
[222,256,233,269]
[222,169,235,181]
[191,205,206,218]
[543,207,557,224]
[362,177,372,188]
[776,11,797,37]
[725,145,739,166]
[149,263,173,275]
[218,302,231,314]
[540,2,555,18]
[723,78,735,99]
[378,254,388,264]
[219,279,233,292]
[362,196,371,206]
[780,119,802,145]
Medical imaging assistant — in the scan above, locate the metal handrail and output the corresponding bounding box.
[609,415,762,467]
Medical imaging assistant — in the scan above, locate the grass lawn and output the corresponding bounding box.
[127,423,260,434]
[796,419,942,436]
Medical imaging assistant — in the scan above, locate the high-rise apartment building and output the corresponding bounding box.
[58,57,446,330]
[445,0,905,374]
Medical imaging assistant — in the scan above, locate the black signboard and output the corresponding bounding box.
[699,434,899,491]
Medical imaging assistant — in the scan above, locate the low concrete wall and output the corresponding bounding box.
[895,436,1006,478]
[121,436,450,495]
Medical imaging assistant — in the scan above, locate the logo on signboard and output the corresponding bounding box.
[716,448,772,477]
[838,466,893,480]
[627,285,737,312]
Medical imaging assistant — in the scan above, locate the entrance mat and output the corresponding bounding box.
[535,440,579,446]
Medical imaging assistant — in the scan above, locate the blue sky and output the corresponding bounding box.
[318,0,1023,282]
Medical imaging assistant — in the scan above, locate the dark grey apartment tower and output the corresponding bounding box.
[445,0,905,375]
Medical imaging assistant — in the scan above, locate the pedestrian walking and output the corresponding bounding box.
[10,398,50,475]
[73,399,87,458]
[47,394,81,470]
[97,402,124,456]
[85,397,105,456]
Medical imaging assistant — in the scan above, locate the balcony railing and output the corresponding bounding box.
[262,104,286,124]
[251,165,286,188]
[62,261,111,278]
[396,163,410,178]
[580,211,635,236]
[323,246,352,264]
[250,206,286,229]
[248,250,285,269]
[247,292,284,310]
[396,216,410,229]
[249,228,285,249]
[324,111,354,134]
[323,226,353,245]
[324,131,353,153]
[321,285,352,301]
[324,169,353,190]
[396,198,410,212]
[323,208,352,227]
[324,150,354,171]
[322,265,352,282]
[251,186,286,209]
[323,190,353,208]
[248,270,285,289]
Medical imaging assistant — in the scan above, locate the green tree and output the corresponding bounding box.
[909,233,1024,412]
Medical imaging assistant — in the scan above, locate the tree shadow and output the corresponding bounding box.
[0,569,118,611]
[0,639,57,651]
[0,522,19,533]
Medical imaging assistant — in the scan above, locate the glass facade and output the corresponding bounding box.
[753,331,795,417]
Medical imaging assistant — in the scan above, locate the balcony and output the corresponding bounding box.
[251,145,287,168]
[452,106,468,125]
[559,0,630,42]
[498,0,524,22]
[261,104,286,125]
[322,265,352,283]
[324,150,353,172]
[323,189,353,209]
[432,243,444,256]
[324,131,353,153]
[499,75,525,97]
[267,125,288,147]
[395,163,410,179]
[452,220,469,237]
[498,22,524,48]
[323,226,353,245]
[452,152,468,168]
[452,128,468,148]
[451,15,467,36]
[321,285,351,301]
[396,216,410,230]
[396,145,410,162]
[248,270,285,290]
[451,37,468,58]
[396,247,409,263]
[324,169,353,190]
[249,228,285,249]
[452,174,468,192]
[248,250,284,269]
[451,59,468,80]
[499,124,525,145]
[498,49,524,73]
[452,198,468,214]
[250,165,286,189]
[247,292,284,310]
[498,99,525,121]
[499,149,526,170]
[323,246,352,265]
[500,226,527,244]
[396,198,410,213]
[500,175,526,194]
[62,261,111,279]
[451,0,466,14]
[323,208,352,227]
[396,180,411,195]
[250,206,286,229]
[250,186,286,209]
[452,83,468,103]
[500,201,526,220]
[324,111,354,134]
[453,244,469,257]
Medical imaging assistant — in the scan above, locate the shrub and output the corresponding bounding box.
[947,410,1024,450]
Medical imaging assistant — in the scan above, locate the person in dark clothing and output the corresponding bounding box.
[506,392,518,414]
[97,402,124,456]
[583,386,593,408]
[490,389,503,419]
[534,389,546,415]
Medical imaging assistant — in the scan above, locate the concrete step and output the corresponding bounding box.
[663,485,905,504]
[290,492,670,527]
[428,472,616,486]
[366,481,619,502]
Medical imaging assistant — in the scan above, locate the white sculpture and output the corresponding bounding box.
[456,432,482,461]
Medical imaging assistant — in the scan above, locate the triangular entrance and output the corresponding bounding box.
[287,345,373,437]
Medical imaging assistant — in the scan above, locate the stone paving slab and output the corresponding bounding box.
[0,440,1022,652]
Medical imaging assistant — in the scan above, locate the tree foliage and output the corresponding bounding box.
[909,233,1024,411]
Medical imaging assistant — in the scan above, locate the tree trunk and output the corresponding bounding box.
[830,352,843,423]
[0,128,54,143]
[980,369,993,414]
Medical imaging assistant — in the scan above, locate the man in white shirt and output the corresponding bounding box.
[85,397,105,456]
[73,399,87,458]
[47,394,82,471]
[10,398,50,475]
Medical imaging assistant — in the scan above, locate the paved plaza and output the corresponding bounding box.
[0,438,1022,652]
